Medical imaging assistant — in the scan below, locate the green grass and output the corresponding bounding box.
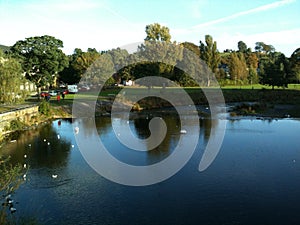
[2,84,300,114]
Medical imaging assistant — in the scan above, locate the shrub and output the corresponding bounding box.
[9,119,25,130]
[38,100,50,116]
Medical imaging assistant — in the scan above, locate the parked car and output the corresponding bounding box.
[49,90,57,96]
[40,92,50,97]
[61,89,69,95]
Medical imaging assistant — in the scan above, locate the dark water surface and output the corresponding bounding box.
[2,112,300,225]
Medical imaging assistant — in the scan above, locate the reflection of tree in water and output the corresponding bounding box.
[131,111,181,163]
[3,123,72,169]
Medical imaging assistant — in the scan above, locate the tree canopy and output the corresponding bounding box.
[11,35,68,90]
[145,23,171,42]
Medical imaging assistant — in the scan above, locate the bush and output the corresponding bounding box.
[38,100,50,116]
[9,119,25,131]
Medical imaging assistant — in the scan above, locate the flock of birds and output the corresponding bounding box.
[2,194,17,214]
[4,124,80,214]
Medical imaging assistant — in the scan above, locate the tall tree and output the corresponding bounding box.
[238,41,247,53]
[260,52,290,89]
[199,35,220,86]
[59,48,84,84]
[255,42,275,54]
[145,23,171,42]
[229,52,248,84]
[289,48,300,83]
[84,54,115,86]
[0,55,27,104]
[11,35,68,94]
[72,50,101,80]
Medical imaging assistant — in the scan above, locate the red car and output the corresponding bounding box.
[40,92,50,97]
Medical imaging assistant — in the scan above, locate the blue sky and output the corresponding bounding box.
[0,0,299,56]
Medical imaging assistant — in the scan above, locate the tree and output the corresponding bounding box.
[0,54,27,104]
[238,41,247,53]
[72,50,101,83]
[145,23,171,42]
[229,52,248,84]
[199,35,220,86]
[255,42,275,54]
[260,52,290,89]
[106,48,129,72]
[11,35,68,94]
[84,53,115,86]
[289,48,300,83]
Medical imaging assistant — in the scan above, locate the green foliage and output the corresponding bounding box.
[9,120,25,131]
[289,48,300,83]
[255,42,275,54]
[0,56,27,104]
[229,52,248,83]
[38,100,50,116]
[199,35,220,86]
[238,41,247,53]
[259,52,290,89]
[0,156,23,193]
[11,35,69,89]
[145,23,171,42]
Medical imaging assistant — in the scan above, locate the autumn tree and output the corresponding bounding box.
[229,52,248,84]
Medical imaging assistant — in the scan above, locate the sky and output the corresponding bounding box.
[0,0,299,56]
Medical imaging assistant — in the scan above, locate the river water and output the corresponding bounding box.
[2,111,300,225]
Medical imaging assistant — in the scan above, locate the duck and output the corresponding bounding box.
[10,207,17,213]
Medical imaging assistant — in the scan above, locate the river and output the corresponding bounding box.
[2,111,300,225]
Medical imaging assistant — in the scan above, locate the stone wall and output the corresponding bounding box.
[0,105,39,135]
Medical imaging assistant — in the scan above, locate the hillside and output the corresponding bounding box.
[0,44,10,52]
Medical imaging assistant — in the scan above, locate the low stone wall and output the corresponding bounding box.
[0,105,39,135]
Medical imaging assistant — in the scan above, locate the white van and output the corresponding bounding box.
[67,85,78,93]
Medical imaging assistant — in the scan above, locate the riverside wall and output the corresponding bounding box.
[0,105,39,137]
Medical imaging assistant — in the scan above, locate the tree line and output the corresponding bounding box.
[0,23,299,103]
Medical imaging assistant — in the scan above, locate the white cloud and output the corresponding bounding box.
[192,0,296,28]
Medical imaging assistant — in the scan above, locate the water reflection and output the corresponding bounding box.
[2,123,72,169]
[2,113,300,225]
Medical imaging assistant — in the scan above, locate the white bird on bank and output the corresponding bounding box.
[57,134,60,139]
[24,154,27,158]
[180,129,187,134]
[74,127,79,134]
[23,164,27,169]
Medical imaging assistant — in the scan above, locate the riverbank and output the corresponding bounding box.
[1,86,300,144]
